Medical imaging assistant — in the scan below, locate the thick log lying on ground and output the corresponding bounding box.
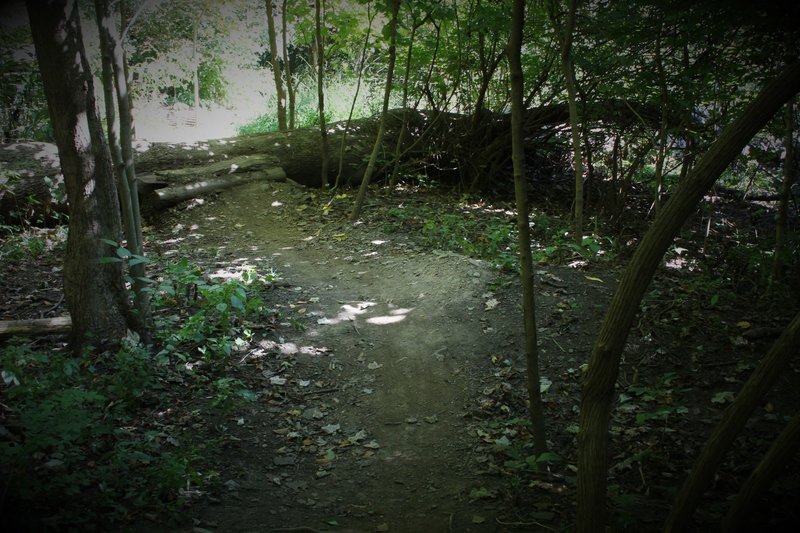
[144,167,286,210]
[1,100,667,219]
[0,315,71,338]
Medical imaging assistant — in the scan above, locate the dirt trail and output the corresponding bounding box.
[157,181,523,532]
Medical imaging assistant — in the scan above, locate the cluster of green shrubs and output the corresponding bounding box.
[0,257,278,529]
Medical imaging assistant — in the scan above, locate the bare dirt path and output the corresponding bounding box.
[151,180,554,532]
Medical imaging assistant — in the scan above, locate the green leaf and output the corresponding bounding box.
[95,257,123,263]
[116,247,132,258]
[238,388,257,402]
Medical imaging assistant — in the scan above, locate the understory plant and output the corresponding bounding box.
[0,258,275,529]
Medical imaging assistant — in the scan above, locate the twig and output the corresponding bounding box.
[547,336,566,352]
[40,292,65,318]
[266,528,321,533]
[301,387,339,397]
[495,516,558,530]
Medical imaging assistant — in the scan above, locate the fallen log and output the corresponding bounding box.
[145,167,286,210]
[0,315,71,338]
[1,101,672,220]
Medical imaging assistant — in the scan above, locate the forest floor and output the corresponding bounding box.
[1,177,799,532]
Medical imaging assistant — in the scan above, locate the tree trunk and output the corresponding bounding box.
[2,100,674,220]
[561,0,584,244]
[314,0,329,188]
[147,168,285,209]
[388,11,420,189]
[265,0,287,131]
[350,0,400,222]
[280,0,295,129]
[720,409,800,532]
[509,0,548,455]
[576,59,800,533]
[666,311,800,531]
[95,0,148,329]
[335,2,374,189]
[27,0,132,352]
[772,97,795,282]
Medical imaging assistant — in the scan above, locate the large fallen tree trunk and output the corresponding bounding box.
[144,167,287,211]
[1,101,668,220]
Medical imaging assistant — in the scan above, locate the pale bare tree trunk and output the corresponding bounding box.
[192,16,200,112]
[509,0,547,455]
[350,0,400,222]
[576,60,800,533]
[652,23,669,213]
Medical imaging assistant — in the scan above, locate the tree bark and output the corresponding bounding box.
[720,409,800,533]
[509,0,547,455]
[666,311,800,531]
[27,0,132,352]
[350,0,400,222]
[266,0,287,131]
[314,0,329,188]
[772,97,795,282]
[95,0,148,329]
[280,0,295,129]
[576,59,800,533]
[0,316,72,338]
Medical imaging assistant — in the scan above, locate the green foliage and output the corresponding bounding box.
[418,210,518,271]
[0,257,272,528]
[237,74,381,135]
[619,372,690,425]
[530,212,614,264]
[0,337,189,527]
[150,258,275,371]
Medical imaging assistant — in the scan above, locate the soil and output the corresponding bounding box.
[137,180,614,533]
[2,176,798,532]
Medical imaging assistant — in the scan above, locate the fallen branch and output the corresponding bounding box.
[0,315,71,337]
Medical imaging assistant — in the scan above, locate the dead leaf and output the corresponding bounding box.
[484,298,499,311]
[367,361,383,370]
[376,524,389,532]
[321,423,341,434]
[472,515,485,524]
[584,275,603,282]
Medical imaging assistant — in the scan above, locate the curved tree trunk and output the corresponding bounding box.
[27,0,132,352]
[666,311,800,531]
[720,408,800,532]
[576,59,800,533]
